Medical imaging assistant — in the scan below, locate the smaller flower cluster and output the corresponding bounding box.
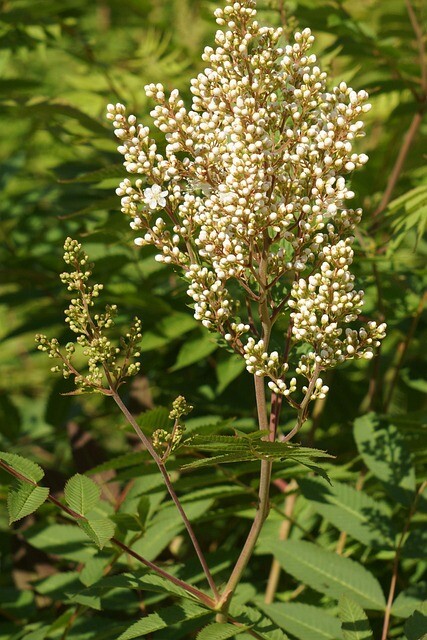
[106,103,165,180]
[244,338,297,397]
[289,238,386,369]
[169,395,194,422]
[302,378,330,402]
[152,396,193,460]
[36,238,142,393]
[186,264,235,330]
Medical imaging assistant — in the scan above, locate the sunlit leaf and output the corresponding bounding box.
[354,413,416,505]
[0,451,45,483]
[196,623,247,639]
[64,474,101,516]
[7,481,49,523]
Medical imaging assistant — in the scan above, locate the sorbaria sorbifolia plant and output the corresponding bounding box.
[2,0,387,631]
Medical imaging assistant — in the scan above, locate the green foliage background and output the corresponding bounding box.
[0,0,426,639]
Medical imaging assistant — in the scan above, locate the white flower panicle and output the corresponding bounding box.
[107,0,386,409]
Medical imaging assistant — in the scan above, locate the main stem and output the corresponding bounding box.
[216,374,273,621]
[214,246,274,619]
[111,391,219,599]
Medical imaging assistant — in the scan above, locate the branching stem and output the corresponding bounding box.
[0,459,215,608]
[405,0,427,93]
[372,111,424,219]
[111,390,219,599]
[283,364,321,443]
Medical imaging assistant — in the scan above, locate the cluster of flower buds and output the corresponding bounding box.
[36,238,142,393]
[153,396,193,459]
[107,0,385,409]
[243,338,297,397]
[169,395,194,422]
[288,239,387,368]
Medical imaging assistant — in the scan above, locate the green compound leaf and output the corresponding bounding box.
[196,623,247,639]
[266,540,386,611]
[180,452,255,469]
[216,353,246,394]
[137,406,171,431]
[0,451,45,483]
[7,481,49,524]
[180,435,331,473]
[78,516,115,549]
[339,596,373,640]
[384,185,427,253]
[79,557,107,587]
[256,602,342,640]
[132,498,214,561]
[117,602,209,639]
[67,571,195,605]
[88,451,150,474]
[59,163,124,184]
[139,312,197,352]
[110,512,145,533]
[21,101,110,135]
[64,474,101,516]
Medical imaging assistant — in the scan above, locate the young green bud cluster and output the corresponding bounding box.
[169,395,194,421]
[36,238,142,393]
[153,396,193,460]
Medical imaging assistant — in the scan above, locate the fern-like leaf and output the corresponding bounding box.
[196,623,247,639]
[117,602,209,640]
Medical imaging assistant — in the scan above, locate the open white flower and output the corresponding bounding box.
[143,184,168,210]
